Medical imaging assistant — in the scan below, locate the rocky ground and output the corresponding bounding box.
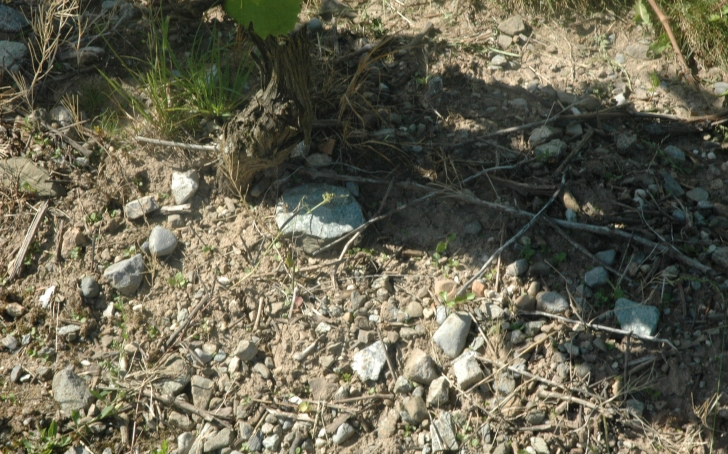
[2,1,728,453]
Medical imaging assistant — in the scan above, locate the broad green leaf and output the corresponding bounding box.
[224,0,302,38]
[649,33,670,56]
[634,0,652,27]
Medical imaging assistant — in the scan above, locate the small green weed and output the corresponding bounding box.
[167,272,187,288]
[22,421,71,454]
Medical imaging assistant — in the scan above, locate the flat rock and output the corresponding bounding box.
[530,436,549,454]
[614,298,659,337]
[494,372,516,395]
[534,139,567,161]
[686,187,709,203]
[203,428,234,452]
[595,249,616,266]
[378,407,400,438]
[2,334,18,350]
[660,170,685,197]
[402,396,427,424]
[624,43,650,60]
[426,376,449,407]
[103,254,144,296]
[514,294,535,312]
[332,422,355,445]
[452,350,485,388]
[430,412,458,452]
[52,368,93,412]
[663,145,685,162]
[529,126,560,146]
[584,266,609,288]
[536,291,569,313]
[403,348,438,385]
[275,184,364,254]
[432,312,471,358]
[0,40,27,72]
[352,340,387,381]
[178,432,194,454]
[505,259,529,277]
[171,170,199,204]
[0,6,28,32]
[498,15,525,36]
[148,226,178,257]
[191,375,214,410]
[0,156,65,197]
[124,196,159,220]
[154,354,192,395]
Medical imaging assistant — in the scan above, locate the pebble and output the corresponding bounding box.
[686,187,709,203]
[614,298,659,336]
[103,254,144,296]
[403,348,438,385]
[435,305,448,325]
[530,436,549,454]
[430,412,458,451]
[378,407,400,438]
[432,313,471,358]
[514,294,535,312]
[452,350,485,388]
[536,291,569,313]
[660,170,685,197]
[534,139,567,161]
[505,259,529,277]
[246,433,263,452]
[167,214,184,228]
[510,330,526,344]
[178,432,194,454]
[80,276,100,298]
[426,376,449,407]
[595,249,616,266]
[171,170,199,204]
[9,365,23,383]
[52,367,93,412]
[124,196,159,220]
[402,396,427,424]
[405,301,424,318]
[584,266,609,288]
[307,17,323,33]
[394,375,413,394]
[663,145,685,162]
[351,340,387,381]
[234,340,258,362]
[332,422,355,445]
[625,399,645,417]
[498,14,526,36]
[252,363,270,379]
[262,433,281,451]
[203,428,234,452]
[191,375,214,409]
[491,54,507,67]
[712,247,728,269]
[494,373,516,395]
[148,226,178,257]
[2,335,18,350]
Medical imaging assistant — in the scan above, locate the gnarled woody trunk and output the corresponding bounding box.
[217,29,313,196]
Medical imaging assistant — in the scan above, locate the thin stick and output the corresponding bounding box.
[455,176,564,298]
[54,218,64,263]
[7,200,49,282]
[253,296,265,332]
[520,310,676,350]
[287,286,299,322]
[135,136,217,152]
[645,0,697,86]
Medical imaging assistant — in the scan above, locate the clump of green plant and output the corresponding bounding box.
[167,272,188,288]
[431,233,458,269]
[22,421,71,454]
[102,14,251,136]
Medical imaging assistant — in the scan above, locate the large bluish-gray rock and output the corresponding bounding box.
[275,184,364,253]
[0,6,27,32]
[103,254,144,296]
[432,313,471,358]
[584,266,609,288]
[0,41,27,72]
[52,368,93,413]
[614,298,659,337]
[148,226,178,257]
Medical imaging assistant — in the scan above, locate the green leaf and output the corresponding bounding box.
[435,241,448,254]
[634,0,652,27]
[649,33,670,56]
[224,0,302,38]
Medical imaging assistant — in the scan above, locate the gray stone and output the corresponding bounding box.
[712,247,728,269]
[275,184,364,254]
[435,305,447,325]
[614,298,659,337]
[52,368,93,412]
[530,436,549,454]
[497,33,513,49]
[246,432,262,452]
[491,54,507,67]
[624,43,650,60]
[234,339,258,362]
[154,355,192,395]
[332,422,355,445]
[565,122,583,137]
[0,41,27,72]
[660,170,685,197]
[625,399,645,417]
[394,376,412,394]
[124,196,159,220]
[614,131,637,150]
[584,266,609,288]
[171,170,199,204]
[307,17,323,33]
[2,334,18,350]
[103,254,144,296]
[430,412,458,451]
[403,348,438,385]
[534,139,567,161]
[57,325,80,337]
[80,276,100,298]
[168,214,184,228]
[529,126,559,146]
[510,330,526,345]
[492,444,512,454]
[0,156,65,197]
[715,82,728,95]
[505,259,529,277]
[482,303,506,319]
[352,340,387,381]
[0,6,27,32]
[595,249,616,266]
[536,291,569,313]
[526,410,546,425]
[663,145,685,163]
[203,428,234,452]
[514,294,535,312]
[686,187,709,203]
[178,432,194,454]
[402,396,427,424]
[9,365,23,383]
[405,301,423,318]
[148,226,178,257]
[452,350,485,388]
[252,363,270,379]
[579,94,601,111]
[262,434,281,451]
[432,313,471,358]
[305,153,332,167]
[168,411,193,430]
[498,15,525,36]
[426,376,449,407]
[494,373,516,395]
[191,375,214,410]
